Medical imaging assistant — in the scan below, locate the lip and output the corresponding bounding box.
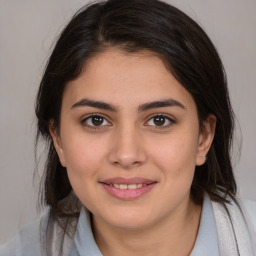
[99,177,157,200]
[100,177,156,185]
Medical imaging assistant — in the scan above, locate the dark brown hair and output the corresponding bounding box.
[36,0,236,221]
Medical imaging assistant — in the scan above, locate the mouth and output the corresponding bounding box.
[101,182,155,189]
[108,183,146,189]
[99,177,157,200]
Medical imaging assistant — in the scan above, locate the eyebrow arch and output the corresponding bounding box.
[138,99,185,112]
[71,98,118,112]
[71,98,185,112]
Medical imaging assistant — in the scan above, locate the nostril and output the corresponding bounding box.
[112,160,143,169]
[107,135,147,167]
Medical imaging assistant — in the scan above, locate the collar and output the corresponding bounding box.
[190,194,219,255]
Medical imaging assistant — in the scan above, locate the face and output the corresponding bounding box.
[50,49,215,231]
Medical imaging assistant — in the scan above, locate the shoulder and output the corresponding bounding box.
[0,208,50,256]
[241,198,256,233]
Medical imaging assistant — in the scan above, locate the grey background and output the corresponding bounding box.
[0,0,255,244]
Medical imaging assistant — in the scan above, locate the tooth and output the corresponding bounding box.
[128,184,137,189]
[114,184,120,189]
[120,184,128,189]
[112,184,146,189]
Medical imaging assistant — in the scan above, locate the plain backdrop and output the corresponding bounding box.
[0,0,255,245]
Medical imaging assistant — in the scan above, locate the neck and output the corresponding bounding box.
[92,198,202,256]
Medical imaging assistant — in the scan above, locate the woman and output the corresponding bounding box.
[1,0,255,255]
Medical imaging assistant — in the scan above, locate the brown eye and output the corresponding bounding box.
[81,114,111,128]
[146,114,175,128]
[153,116,166,126]
[91,116,104,126]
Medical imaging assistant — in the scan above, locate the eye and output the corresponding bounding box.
[81,114,111,129]
[146,114,175,128]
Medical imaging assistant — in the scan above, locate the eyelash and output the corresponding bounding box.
[81,114,110,130]
[80,113,176,130]
[145,113,175,129]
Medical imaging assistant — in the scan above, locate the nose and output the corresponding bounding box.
[107,124,147,169]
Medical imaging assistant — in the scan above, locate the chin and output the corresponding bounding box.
[110,218,151,231]
[102,208,156,230]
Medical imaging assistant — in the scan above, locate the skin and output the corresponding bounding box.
[50,48,216,256]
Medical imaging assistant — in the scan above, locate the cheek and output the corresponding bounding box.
[61,135,107,178]
[61,136,108,209]
[149,133,199,177]
[154,133,198,161]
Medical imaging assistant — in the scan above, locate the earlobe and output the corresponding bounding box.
[196,114,216,166]
[49,120,66,167]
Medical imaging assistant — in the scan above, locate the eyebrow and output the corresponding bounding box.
[71,98,117,112]
[138,99,185,112]
[71,98,185,112]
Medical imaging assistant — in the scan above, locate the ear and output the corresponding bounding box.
[196,114,216,166]
[49,120,66,167]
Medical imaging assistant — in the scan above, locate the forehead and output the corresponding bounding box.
[63,48,196,111]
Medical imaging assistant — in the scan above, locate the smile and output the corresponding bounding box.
[109,184,145,189]
[100,177,157,200]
